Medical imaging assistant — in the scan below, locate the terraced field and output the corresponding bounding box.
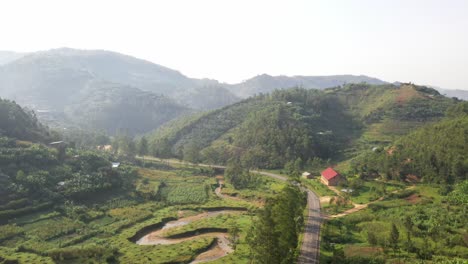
[0,161,285,263]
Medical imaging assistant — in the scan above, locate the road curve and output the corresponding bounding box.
[139,156,321,263]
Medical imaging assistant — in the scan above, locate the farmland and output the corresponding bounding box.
[319,183,468,263]
[0,160,286,263]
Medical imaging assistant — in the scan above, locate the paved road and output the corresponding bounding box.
[140,156,321,263]
[297,190,321,264]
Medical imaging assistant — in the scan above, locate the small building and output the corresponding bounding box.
[302,171,312,179]
[57,181,66,187]
[97,145,113,151]
[112,162,121,168]
[57,181,67,190]
[321,167,341,186]
[341,188,354,193]
[49,141,66,147]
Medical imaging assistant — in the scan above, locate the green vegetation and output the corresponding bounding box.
[320,184,468,263]
[0,131,278,264]
[1,82,467,263]
[149,84,457,169]
[160,183,210,205]
[351,103,468,183]
[300,177,335,197]
[0,98,54,142]
[247,185,307,263]
[64,82,191,135]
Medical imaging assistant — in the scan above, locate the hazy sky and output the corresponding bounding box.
[1,0,467,89]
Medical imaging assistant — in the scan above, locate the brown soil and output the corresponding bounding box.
[344,246,383,257]
[405,193,421,204]
[191,235,233,264]
[396,85,423,104]
[319,196,333,204]
[405,174,420,183]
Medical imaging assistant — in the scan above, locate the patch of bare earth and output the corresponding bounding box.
[405,193,421,204]
[395,85,424,104]
[320,196,333,204]
[191,235,233,264]
[344,245,383,258]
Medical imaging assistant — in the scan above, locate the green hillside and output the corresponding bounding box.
[0,111,282,263]
[0,98,53,142]
[351,102,468,183]
[64,81,191,135]
[149,84,457,168]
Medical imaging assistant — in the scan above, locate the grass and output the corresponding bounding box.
[415,185,443,203]
[348,180,405,204]
[300,178,335,196]
[320,183,468,262]
[160,213,250,237]
[0,164,271,263]
[322,201,354,215]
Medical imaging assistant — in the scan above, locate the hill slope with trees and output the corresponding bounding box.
[0,48,239,111]
[149,84,458,169]
[0,98,53,142]
[351,102,468,184]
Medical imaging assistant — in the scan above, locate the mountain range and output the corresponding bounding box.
[0,48,466,135]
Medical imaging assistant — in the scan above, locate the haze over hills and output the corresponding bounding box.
[226,74,387,98]
[0,97,52,142]
[436,88,468,100]
[0,51,25,65]
[0,48,239,110]
[63,80,190,135]
[0,48,233,135]
[0,47,466,136]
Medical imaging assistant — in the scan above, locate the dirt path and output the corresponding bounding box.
[191,235,233,264]
[136,210,240,263]
[326,185,415,218]
[139,156,322,264]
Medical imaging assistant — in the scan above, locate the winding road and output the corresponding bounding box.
[139,156,322,264]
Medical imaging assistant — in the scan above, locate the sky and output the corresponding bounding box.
[0,0,467,89]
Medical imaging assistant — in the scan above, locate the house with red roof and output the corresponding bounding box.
[321,167,341,186]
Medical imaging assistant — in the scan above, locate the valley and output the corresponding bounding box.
[0,51,466,264]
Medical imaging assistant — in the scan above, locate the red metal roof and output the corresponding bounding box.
[321,167,339,180]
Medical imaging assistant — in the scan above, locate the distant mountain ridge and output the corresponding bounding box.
[226,73,387,98]
[0,51,26,65]
[0,48,239,110]
[435,88,468,100]
[0,47,465,136]
[0,48,232,135]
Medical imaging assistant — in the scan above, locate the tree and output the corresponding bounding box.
[228,221,240,250]
[404,216,413,243]
[246,186,306,264]
[247,203,280,263]
[367,231,378,246]
[137,136,149,157]
[389,223,400,253]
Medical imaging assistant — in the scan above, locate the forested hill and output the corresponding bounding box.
[0,48,239,111]
[0,98,52,142]
[63,80,191,135]
[149,83,459,169]
[352,102,468,183]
